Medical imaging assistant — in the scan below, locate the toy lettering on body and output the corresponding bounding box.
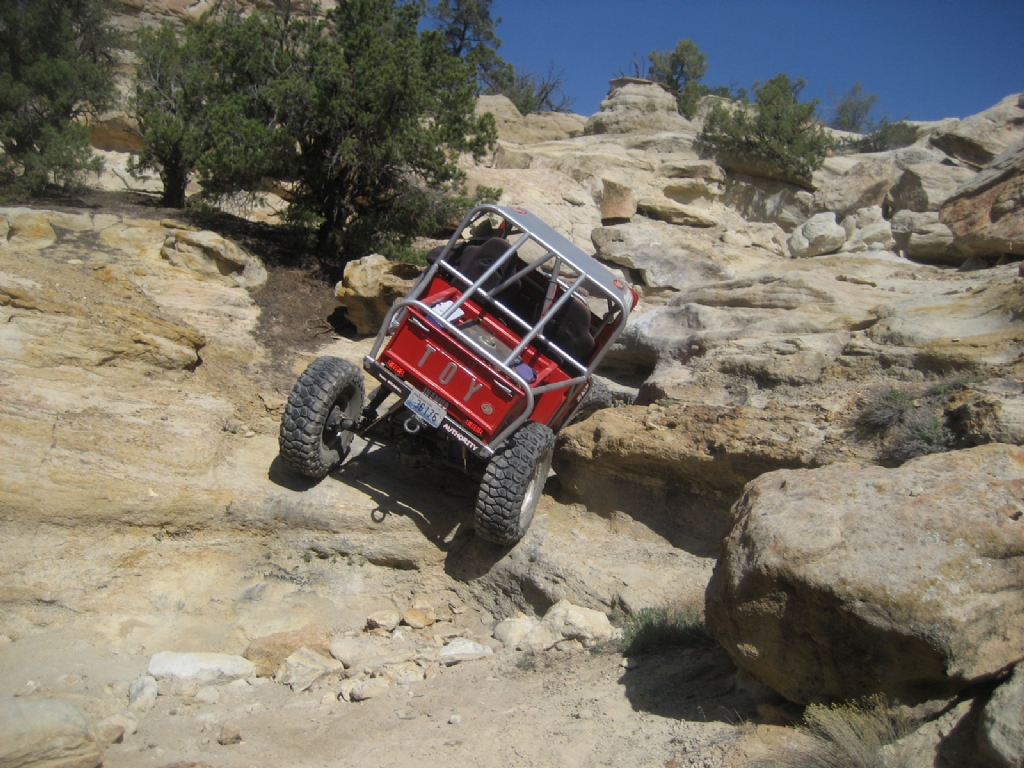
[417,344,489,405]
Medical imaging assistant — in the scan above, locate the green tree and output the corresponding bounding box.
[697,73,836,186]
[159,1,496,262]
[428,0,572,113]
[129,21,208,208]
[830,81,878,133]
[648,39,707,92]
[0,0,117,197]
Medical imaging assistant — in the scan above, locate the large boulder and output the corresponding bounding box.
[930,93,1024,167]
[585,79,693,135]
[0,697,103,768]
[705,444,1024,707]
[979,663,1024,768]
[812,157,900,219]
[787,212,847,258]
[890,209,960,264]
[887,163,977,213]
[940,141,1024,258]
[335,254,422,335]
[476,95,586,144]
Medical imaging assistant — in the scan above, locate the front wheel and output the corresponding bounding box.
[474,421,555,546]
[279,357,365,478]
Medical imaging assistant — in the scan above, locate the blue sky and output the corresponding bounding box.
[489,0,1024,123]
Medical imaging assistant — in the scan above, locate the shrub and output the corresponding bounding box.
[856,388,915,432]
[754,695,916,768]
[697,74,836,186]
[620,606,712,656]
[847,118,918,153]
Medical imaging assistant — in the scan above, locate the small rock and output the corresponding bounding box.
[349,678,390,701]
[128,675,158,712]
[438,638,493,665]
[244,625,332,677]
[148,652,255,684]
[366,610,401,632]
[218,724,242,745]
[94,722,125,746]
[320,691,339,706]
[329,636,377,670]
[13,680,40,697]
[274,647,343,692]
[98,711,138,737]
[493,617,538,649]
[541,600,617,648]
[194,686,220,704]
[402,608,435,629]
[448,714,462,725]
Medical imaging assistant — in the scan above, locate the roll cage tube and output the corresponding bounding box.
[366,204,635,451]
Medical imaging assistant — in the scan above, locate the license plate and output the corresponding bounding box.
[406,388,447,428]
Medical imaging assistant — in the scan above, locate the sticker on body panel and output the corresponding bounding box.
[406,388,447,428]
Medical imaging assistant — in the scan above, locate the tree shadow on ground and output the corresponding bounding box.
[618,646,758,724]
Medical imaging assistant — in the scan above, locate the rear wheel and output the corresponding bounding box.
[279,357,364,478]
[474,421,555,546]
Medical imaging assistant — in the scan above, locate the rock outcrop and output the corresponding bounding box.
[705,444,1024,708]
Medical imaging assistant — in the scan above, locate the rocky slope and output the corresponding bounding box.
[2,61,1023,768]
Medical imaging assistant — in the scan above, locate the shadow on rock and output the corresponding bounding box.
[339,443,479,552]
[618,646,755,723]
[268,455,328,492]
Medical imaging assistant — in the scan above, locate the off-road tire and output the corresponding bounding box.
[279,357,364,478]
[568,377,614,425]
[474,421,555,546]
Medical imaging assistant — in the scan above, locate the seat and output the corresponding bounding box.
[544,296,595,363]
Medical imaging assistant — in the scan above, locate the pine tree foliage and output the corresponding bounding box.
[130,0,497,263]
[0,0,117,197]
[698,73,836,186]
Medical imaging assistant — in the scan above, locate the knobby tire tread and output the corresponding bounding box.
[475,421,555,546]
[279,357,364,478]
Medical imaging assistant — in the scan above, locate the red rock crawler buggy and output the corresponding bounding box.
[278,204,636,546]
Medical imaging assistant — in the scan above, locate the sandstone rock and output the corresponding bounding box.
[978,664,1024,768]
[161,229,268,290]
[274,647,343,692]
[328,636,379,670]
[540,600,616,648]
[217,724,242,745]
[940,142,1024,258]
[97,711,137,737]
[722,174,814,231]
[591,219,734,291]
[127,675,158,712]
[348,677,390,701]
[706,444,1024,707]
[813,157,900,218]
[476,95,586,144]
[401,608,435,629]
[890,209,959,263]
[437,637,493,665]
[148,652,255,683]
[930,93,1024,166]
[0,208,57,250]
[0,696,103,768]
[366,610,401,632]
[335,254,422,335]
[554,403,824,544]
[599,178,636,221]
[636,195,718,227]
[887,163,976,213]
[788,213,847,258]
[839,207,895,253]
[493,616,538,649]
[585,79,692,135]
[520,623,563,653]
[243,625,332,677]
